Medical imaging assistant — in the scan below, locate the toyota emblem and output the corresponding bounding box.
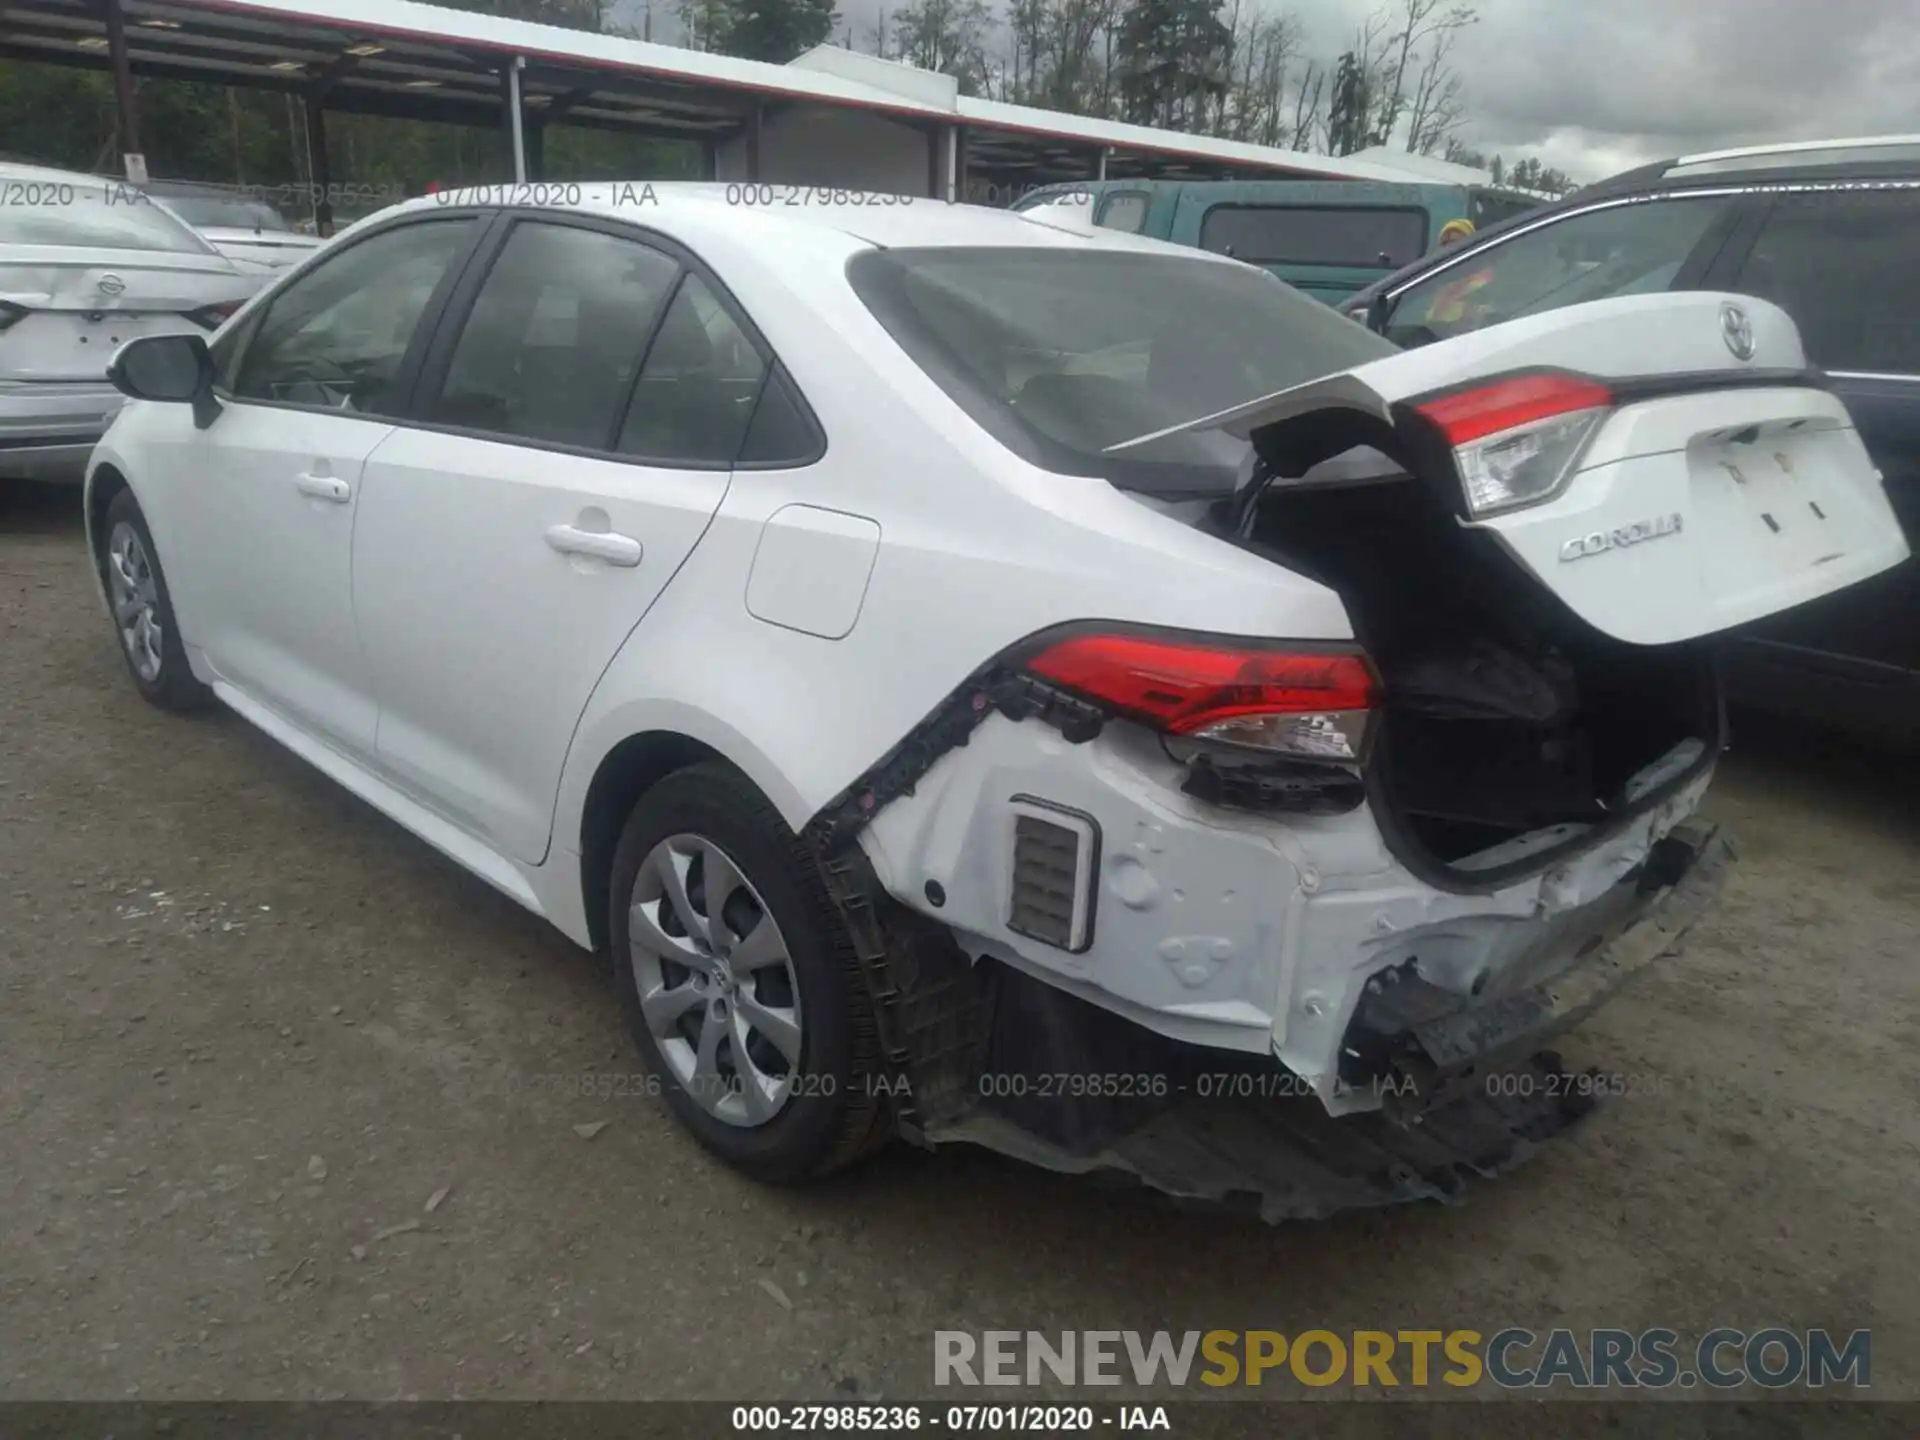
[1720,302,1756,362]
[96,273,127,297]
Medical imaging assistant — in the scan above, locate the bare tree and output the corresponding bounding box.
[1404,23,1466,153]
[1221,10,1302,145]
[1289,57,1324,150]
[1367,0,1474,148]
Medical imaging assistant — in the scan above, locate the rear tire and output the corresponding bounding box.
[608,762,889,1182]
[100,489,211,713]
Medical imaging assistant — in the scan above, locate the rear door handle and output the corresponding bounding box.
[294,472,351,503]
[545,524,643,568]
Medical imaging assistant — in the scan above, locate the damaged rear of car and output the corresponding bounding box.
[821,250,1906,1219]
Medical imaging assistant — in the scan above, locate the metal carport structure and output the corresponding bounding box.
[0,0,1412,232]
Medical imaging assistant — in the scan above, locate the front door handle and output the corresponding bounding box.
[545,523,643,568]
[294,472,351,503]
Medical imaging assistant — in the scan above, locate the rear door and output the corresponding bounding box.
[1707,184,1920,701]
[353,215,762,864]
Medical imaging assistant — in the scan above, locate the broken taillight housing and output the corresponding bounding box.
[1022,632,1378,762]
[1414,372,1612,518]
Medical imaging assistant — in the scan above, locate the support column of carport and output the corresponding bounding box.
[304,94,332,235]
[928,123,965,202]
[502,56,528,183]
[102,0,143,180]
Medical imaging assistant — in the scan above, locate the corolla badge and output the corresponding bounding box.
[1720,301,1756,362]
[1559,513,1684,563]
[96,273,127,296]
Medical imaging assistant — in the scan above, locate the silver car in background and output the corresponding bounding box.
[1,161,256,483]
[141,181,324,272]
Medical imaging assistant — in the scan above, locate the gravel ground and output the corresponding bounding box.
[2,478,1916,1409]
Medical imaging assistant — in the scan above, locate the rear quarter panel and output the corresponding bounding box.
[547,216,1354,853]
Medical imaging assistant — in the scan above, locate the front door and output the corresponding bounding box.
[171,215,485,755]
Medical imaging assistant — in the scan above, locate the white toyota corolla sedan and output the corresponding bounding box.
[83,184,1908,1218]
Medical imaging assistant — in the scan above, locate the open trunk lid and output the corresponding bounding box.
[1111,291,1910,646]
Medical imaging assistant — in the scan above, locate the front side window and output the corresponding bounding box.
[1095,193,1151,234]
[1386,194,1731,346]
[233,218,476,415]
[617,274,769,465]
[430,221,680,449]
[1199,205,1429,269]
[1733,190,1920,374]
[848,246,1397,497]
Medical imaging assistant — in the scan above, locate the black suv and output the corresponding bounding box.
[1342,137,1919,744]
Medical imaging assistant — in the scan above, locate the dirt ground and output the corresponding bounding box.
[2,478,1916,1408]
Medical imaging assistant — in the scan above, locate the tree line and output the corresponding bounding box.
[0,0,1582,203]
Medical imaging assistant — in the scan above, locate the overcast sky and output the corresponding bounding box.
[1321,0,1920,181]
[615,0,1920,184]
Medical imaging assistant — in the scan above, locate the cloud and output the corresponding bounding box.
[1421,0,1920,177]
[614,0,1920,183]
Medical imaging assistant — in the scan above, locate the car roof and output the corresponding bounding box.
[1020,176,1490,203]
[388,181,1233,258]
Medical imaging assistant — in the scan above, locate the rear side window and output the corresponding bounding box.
[617,274,768,465]
[1199,205,1429,269]
[430,221,680,449]
[0,178,213,254]
[1386,194,1731,346]
[1095,193,1150,234]
[1732,190,1920,375]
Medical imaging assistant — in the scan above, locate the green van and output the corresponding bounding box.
[1010,178,1541,305]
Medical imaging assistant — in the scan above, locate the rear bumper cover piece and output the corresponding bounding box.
[911,822,1731,1222]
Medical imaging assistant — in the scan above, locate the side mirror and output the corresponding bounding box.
[108,333,223,430]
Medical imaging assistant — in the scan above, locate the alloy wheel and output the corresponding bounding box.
[627,833,805,1128]
[107,521,164,683]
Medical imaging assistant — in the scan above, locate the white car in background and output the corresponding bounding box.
[0,160,255,483]
[141,181,324,272]
[81,187,1908,1218]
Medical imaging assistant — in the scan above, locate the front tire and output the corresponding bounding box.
[608,762,889,1181]
[100,488,211,712]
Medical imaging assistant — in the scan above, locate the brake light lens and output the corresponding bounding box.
[1415,372,1612,518]
[1024,633,1378,761]
[187,299,243,330]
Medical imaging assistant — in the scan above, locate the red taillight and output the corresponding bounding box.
[1415,372,1612,446]
[1413,371,1613,518]
[1024,632,1377,760]
[187,299,243,330]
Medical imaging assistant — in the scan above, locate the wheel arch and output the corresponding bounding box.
[85,461,131,570]
[575,726,796,956]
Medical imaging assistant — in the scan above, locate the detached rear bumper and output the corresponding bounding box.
[889,824,1732,1221]
[1340,822,1732,1114]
